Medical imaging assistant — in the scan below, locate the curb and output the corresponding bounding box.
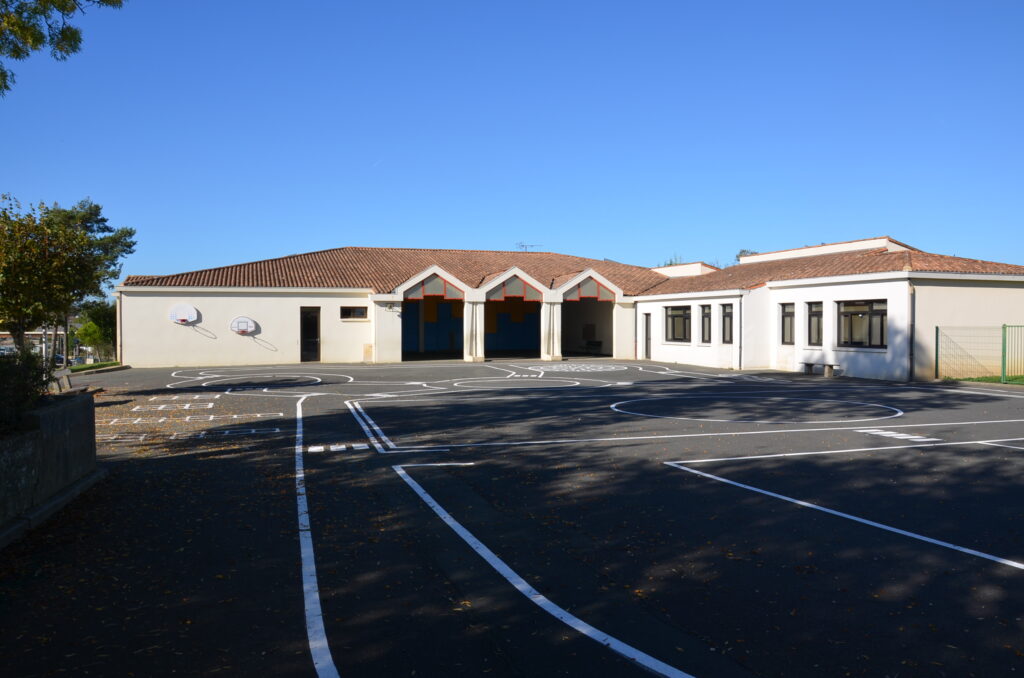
[71,364,131,376]
[0,468,109,551]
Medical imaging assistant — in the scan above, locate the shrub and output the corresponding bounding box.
[0,351,51,434]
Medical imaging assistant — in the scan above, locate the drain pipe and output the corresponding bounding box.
[737,294,744,370]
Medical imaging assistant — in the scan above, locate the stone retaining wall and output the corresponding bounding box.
[0,393,98,541]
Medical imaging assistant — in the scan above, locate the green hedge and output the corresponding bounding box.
[0,352,51,434]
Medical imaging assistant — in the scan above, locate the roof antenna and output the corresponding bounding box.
[515,241,537,252]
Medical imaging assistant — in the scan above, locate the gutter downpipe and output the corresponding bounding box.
[737,294,744,370]
[116,291,123,364]
[908,281,915,382]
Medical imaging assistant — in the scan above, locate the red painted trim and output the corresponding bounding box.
[404,273,467,300]
[563,277,615,302]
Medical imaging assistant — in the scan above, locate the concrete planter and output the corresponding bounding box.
[0,392,105,549]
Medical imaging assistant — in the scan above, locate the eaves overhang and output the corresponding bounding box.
[116,285,375,295]
[632,288,747,302]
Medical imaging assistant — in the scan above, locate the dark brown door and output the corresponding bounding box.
[300,307,320,362]
[643,313,651,359]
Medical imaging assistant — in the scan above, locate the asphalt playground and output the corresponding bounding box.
[2,359,1023,677]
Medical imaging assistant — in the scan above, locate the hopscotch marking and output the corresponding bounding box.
[664,461,1024,571]
[169,427,280,439]
[149,394,222,401]
[98,412,282,425]
[132,403,215,411]
[394,464,695,678]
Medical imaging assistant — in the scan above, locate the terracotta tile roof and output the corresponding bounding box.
[641,248,1024,296]
[121,243,1024,298]
[121,247,667,296]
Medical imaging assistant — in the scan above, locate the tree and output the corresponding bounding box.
[78,297,115,345]
[0,195,135,358]
[0,0,124,96]
[735,248,759,262]
[76,319,107,355]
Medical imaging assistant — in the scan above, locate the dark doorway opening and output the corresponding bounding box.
[300,307,320,362]
[561,298,613,356]
[401,299,465,361]
[484,299,541,359]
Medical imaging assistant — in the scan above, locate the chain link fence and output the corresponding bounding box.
[936,325,1024,384]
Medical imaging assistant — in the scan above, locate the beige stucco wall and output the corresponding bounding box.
[912,279,1024,379]
[119,289,377,367]
[612,302,636,359]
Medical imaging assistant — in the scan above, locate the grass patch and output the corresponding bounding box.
[69,361,120,373]
[954,375,1024,385]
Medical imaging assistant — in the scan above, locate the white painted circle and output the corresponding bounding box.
[527,363,628,373]
[230,316,256,335]
[453,377,580,389]
[200,374,323,389]
[169,303,198,325]
[611,395,903,424]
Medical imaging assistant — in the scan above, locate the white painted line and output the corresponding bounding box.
[392,418,1024,452]
[378,446,452,454]
[308,445,325,453]
[611,395,903,425]
[665,462,1024,571]
[353,402,396,449]
[352,443,369,450]
[666,437,1024,465]
[979,441,1024,452]
[329,444,345,452]
[344,401,386,453]
[294,397,341,678]
[393,465,694,678]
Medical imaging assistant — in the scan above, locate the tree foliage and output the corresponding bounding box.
[78,297,115,345]
[0,195,135,352]
[0,0,124,96]
[735,248,759,262]
[76,319,103,347]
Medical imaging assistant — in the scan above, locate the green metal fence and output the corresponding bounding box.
[1005,325,1024,385]
[936,325,1024,384]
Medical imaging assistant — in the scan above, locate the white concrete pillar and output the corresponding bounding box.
[463,301,486,362]
[612,302,636,359]
[541,301,563,361]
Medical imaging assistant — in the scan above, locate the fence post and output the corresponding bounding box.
[934,326,940,379]
[1002,324,1008,384]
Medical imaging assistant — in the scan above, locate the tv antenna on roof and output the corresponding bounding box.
[515,241,538,251]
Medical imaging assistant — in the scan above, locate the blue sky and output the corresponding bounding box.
[3,1,1023,280]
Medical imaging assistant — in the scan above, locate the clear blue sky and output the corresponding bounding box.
[4,0,1023,279]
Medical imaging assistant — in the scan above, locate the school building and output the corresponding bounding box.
[116,237,1024,380]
